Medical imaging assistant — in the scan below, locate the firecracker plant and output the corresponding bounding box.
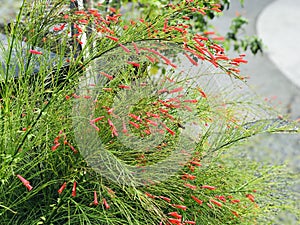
[0,0,299,224]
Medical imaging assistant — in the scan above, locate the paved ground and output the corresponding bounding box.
[212,2,300,221]
[228,0,300,167]
[212,0,300,120]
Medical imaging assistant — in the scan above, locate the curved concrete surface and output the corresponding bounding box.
[257,0,300,88]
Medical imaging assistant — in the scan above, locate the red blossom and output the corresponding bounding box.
[129,121,140,129]
[122,121,128,133]
[231,199,241,204]
[202,185,216,190]
[182,174,196,180]
[183,99,198,103]
[168,218,182,224]
[128,113,142,121]
[72,181,77,197]
[132,42,140,54]
[145,55,157,63]
[17,174,33,191]
[74,10,87,15]
[159,196,171,202]
[184,183,197,190]
[191,195,203,205]
[51,143,60,151]
[184,53,198,66]
[169,87,183,94]
[197,87,207,98]
[232,57,248,64]
[172,204,187,211]
[58,182,67,194]
[53,23,66,31]
[145,119,158,126]
[190,161,201,166]
[108,119,118,137]
[162,123,175,136]
[246,193,255,202]
[215,195,227,202]
[232,211,239,217]
[119,43,131,53]
[109,7,116,13]
[118,84,131,89]
[103,198,110,209]
[93,191,99,205]
[145,192,156,199]
[168,212,182,219]
[99,71,114,80]
[29,49,42,55]
[90,116,105,124]
[127,61,140,67]
[210,199,222,207]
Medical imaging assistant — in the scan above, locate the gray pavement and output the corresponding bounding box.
[213,3,300,223]
[257,0,300,88]
[212,0,300,120]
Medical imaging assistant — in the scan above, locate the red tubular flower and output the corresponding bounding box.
[29,49,42,55]
[129,121,140,129]
[231,199,240,204]
[159,196,171,203]
[78,19,89,24]
[145,192,156,199]
[172,204,187,211]
[197,88,207,98]
[51,143,60,151]
[103,198,110,209]
[127,61,140,67]
[105,35,119,42]
[184,99,198,104]
[184,53,198,66]
[165,126,175,136]
[216,195,226,202]
[58,182,67,194]
[232,211,239,217]
[109,7,116,13]
[100,71,113,80]
[90,116,105,124]
[182,174,196,180]
[184,221,196,225]
[232,57,248,64]
[128,113,142,121]
[190,161,201,166]
[191,195,203,205]
[145,119,158,126]
[72,181,77,197]
[132,42,140,54]
[93,191,99,206]
[168,211,182,219]
[119,43,131,53]
[246,194,255,202]
[168,218,182,225]
[74,10,86,15]
[184,183,197,190]
[145,55,156,63]
[210,199,222,207]
[169,87,183,94]
[118,84,131,89]
[67,142,78,154]
[17,174,33,191]
[53,23,66,31]
[201,185,216,190]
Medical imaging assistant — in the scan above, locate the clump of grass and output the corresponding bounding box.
[0,0,299,224]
